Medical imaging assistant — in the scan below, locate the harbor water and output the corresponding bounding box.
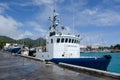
[81,52,120,74]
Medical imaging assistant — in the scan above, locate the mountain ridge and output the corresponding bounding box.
[0,36,46,48]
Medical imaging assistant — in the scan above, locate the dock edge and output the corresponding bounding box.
[59,62,120,79]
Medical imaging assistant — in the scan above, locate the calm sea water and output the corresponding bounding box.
[81,52,120,74]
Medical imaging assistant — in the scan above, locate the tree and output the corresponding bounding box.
[114,44,120,49]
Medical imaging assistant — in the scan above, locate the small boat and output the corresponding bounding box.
[5,43,36,57]
[36,10,111,70]
[21,46,29,56]
[5,43,22,54]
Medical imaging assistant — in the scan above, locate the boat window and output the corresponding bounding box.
[72,39,74,43]
[69,39,71,43]
[51,39,53,43]
[75,40,78,43]
[76,40,78,43]
[78,40,80,43]
[65,38,68,43]
[77,40,80,43]
[78,40,79,43]
[74,40,76,43]
[57,38,60,43]
[61,38,64,43]
[50,32,55,36]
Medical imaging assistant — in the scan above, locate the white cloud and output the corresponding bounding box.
[74,9,120,27]
[33,0,57,6]
[80,33,104,46]
[34,0,65,5]
[49,0,120,27]
[29,21,47,34]
[0,15,46,40]
[37,7,53,23]
[0,15,23,39]
[18,31,37,40]
[32,0,59,26]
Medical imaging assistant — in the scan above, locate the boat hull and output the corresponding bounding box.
[50,55,111,70]
[7,48,21,54]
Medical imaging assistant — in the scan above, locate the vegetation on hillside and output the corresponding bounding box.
[0,36,46,49]
[0,36,16,49]
[110,44,120,49]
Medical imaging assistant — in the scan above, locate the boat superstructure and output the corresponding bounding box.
[36,10,80,59]
[36,10,111,70]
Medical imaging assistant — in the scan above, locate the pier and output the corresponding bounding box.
[0,51,118,80]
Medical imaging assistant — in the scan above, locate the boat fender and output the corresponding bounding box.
[103,55,112,59]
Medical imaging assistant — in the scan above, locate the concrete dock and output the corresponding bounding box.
[0,51,117,80]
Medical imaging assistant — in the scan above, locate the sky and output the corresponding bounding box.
[0,0,120,46]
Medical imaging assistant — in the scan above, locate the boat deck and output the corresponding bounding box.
[0,51,115,80]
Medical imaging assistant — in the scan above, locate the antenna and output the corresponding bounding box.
[49,9,59,31]
[72,15,75,34]
[71,0,75,35]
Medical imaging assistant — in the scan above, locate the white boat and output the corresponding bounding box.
[36,10,111,70]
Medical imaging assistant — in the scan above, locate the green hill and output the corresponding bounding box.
[0,36,46,49]
[0,36,16,43]
[19,38,46,47]
[0,36,16,49]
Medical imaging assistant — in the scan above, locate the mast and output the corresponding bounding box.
[48,10,59,36]
[49,10,59,31]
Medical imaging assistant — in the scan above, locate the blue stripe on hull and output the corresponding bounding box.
[7,48,21,54]
[50,57,111,70]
